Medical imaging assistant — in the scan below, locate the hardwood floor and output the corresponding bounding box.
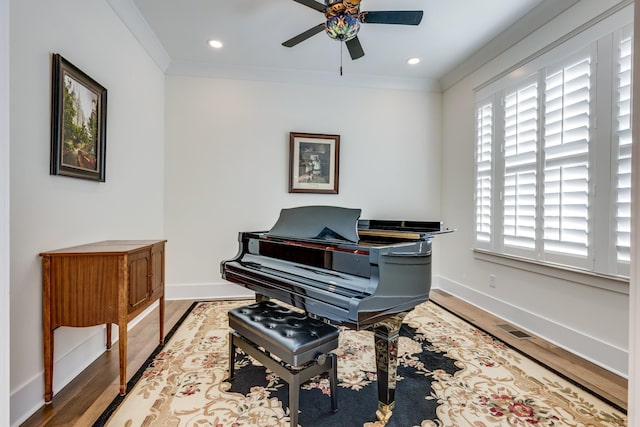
[21,300,194,427]
[429,289,628,411]
[20,292,627,426]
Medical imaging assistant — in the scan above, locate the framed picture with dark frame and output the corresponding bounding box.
[50,53,107,182]
[289,132,340,194]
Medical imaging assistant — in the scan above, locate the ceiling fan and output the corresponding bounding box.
[282,0,424,60]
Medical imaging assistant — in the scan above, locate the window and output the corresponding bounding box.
[475,103,493,243]
[614,27,633,270]
[503,80,538,251]
[542,55,591,260]
[474,17,632,278]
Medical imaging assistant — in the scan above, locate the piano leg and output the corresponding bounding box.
[372,311,408,425]
[255,293,270,303]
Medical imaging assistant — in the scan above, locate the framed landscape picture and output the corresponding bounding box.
[289,132,340,194]
[50,53,107,182]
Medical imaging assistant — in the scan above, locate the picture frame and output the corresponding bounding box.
[50,53,107,182]
[289,132,340,194]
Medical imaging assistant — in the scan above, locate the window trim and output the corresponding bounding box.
[473,248,629,294]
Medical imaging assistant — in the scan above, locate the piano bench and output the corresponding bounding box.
[228,300,340,427]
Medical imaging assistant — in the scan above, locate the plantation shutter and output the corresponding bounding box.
[473,13,632,278]
[503,81,538,250]
[614,28,632,266]
[542,55,591,258]
[476,102,493,243]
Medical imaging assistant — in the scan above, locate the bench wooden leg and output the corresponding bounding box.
[329,353,338,413]
[289,375,300,427]
[228,332,236,380]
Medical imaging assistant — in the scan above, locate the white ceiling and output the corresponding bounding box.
[112,0,573,91]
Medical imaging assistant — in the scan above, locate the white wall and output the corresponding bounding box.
[1,0,10,423]
[9,0,165,425]
[164,76,442,298]
[440,0,631,377]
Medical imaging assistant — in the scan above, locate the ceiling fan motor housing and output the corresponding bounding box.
[324,0,362,41]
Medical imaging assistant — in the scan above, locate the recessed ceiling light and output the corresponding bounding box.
[407,57,420,65]
[208,39,223,49]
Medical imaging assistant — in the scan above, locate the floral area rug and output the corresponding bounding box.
[94,299,626,426]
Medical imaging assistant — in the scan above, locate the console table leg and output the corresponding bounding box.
[43,328,53,403]
[159,296,165,345]
[106,323,112,350]
[42,256,54,403]
[118,322,127,396]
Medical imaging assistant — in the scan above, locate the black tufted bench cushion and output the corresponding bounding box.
[228,300,339,426]
[228,300,340,366]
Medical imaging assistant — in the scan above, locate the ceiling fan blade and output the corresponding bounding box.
[282,23,326,47]
[346,36,365,60]
[293,0,326,12]
[359,10,424,25]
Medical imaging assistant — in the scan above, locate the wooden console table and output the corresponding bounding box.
[40,240,166,403]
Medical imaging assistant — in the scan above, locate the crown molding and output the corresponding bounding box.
[106,0,171,72]
[166,61,441,92]
[439,0,581,91]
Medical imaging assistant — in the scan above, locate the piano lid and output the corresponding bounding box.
[267,206,361,243]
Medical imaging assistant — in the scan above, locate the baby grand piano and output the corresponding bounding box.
[221,206,449,424]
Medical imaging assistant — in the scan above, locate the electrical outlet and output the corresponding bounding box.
[489,274,496,288]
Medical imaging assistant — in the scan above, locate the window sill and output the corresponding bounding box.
[473,249,629,295]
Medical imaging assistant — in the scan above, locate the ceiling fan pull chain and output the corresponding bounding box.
[340,42,343,76]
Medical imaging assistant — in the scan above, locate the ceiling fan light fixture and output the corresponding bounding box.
[407,57,420,65]
[282,0,423,61]
[325,14,360,41]
[207,39,223,49]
